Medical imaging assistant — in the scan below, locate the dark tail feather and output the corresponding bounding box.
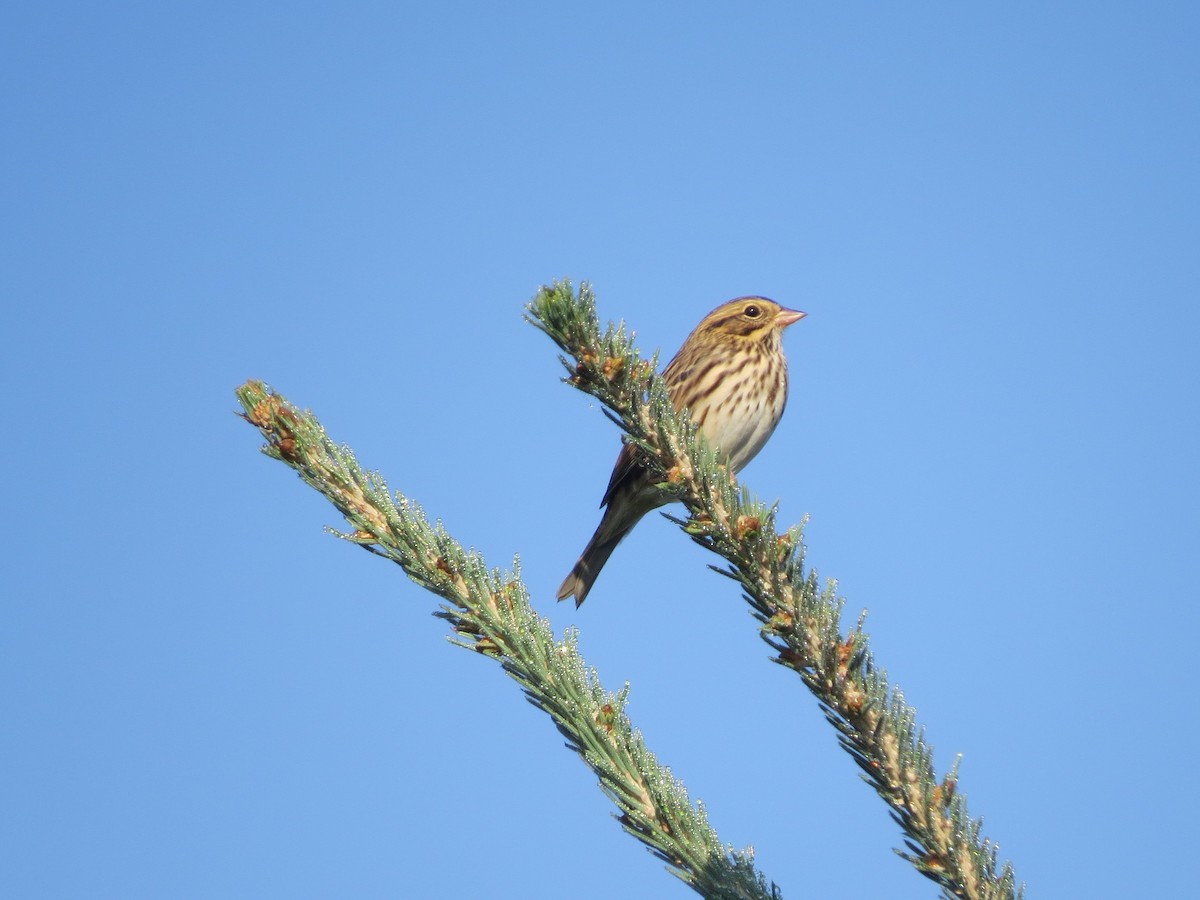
[556,530,624,607]
[558,473,656,606]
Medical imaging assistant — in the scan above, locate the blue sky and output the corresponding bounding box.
[4,3,1198,897]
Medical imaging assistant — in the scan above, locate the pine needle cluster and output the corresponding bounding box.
[235,280,1022,899]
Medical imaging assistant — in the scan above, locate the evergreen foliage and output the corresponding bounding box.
[235,280,1021,899]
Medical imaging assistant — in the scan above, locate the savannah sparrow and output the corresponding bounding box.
[556,297,805,606]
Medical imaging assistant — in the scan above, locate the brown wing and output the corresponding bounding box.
[599,441,652,509]
[597,332,700,509]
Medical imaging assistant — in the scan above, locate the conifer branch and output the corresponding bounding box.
[235,380,778,899]
[526,281,1023,900]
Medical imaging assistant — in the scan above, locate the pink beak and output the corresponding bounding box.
[775,307,807,328]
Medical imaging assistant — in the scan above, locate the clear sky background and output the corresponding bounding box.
[4,3,1198,898]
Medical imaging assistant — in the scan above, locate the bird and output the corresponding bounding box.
[556,297,805,606]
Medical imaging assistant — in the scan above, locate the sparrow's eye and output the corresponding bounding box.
[744,304,761,318]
